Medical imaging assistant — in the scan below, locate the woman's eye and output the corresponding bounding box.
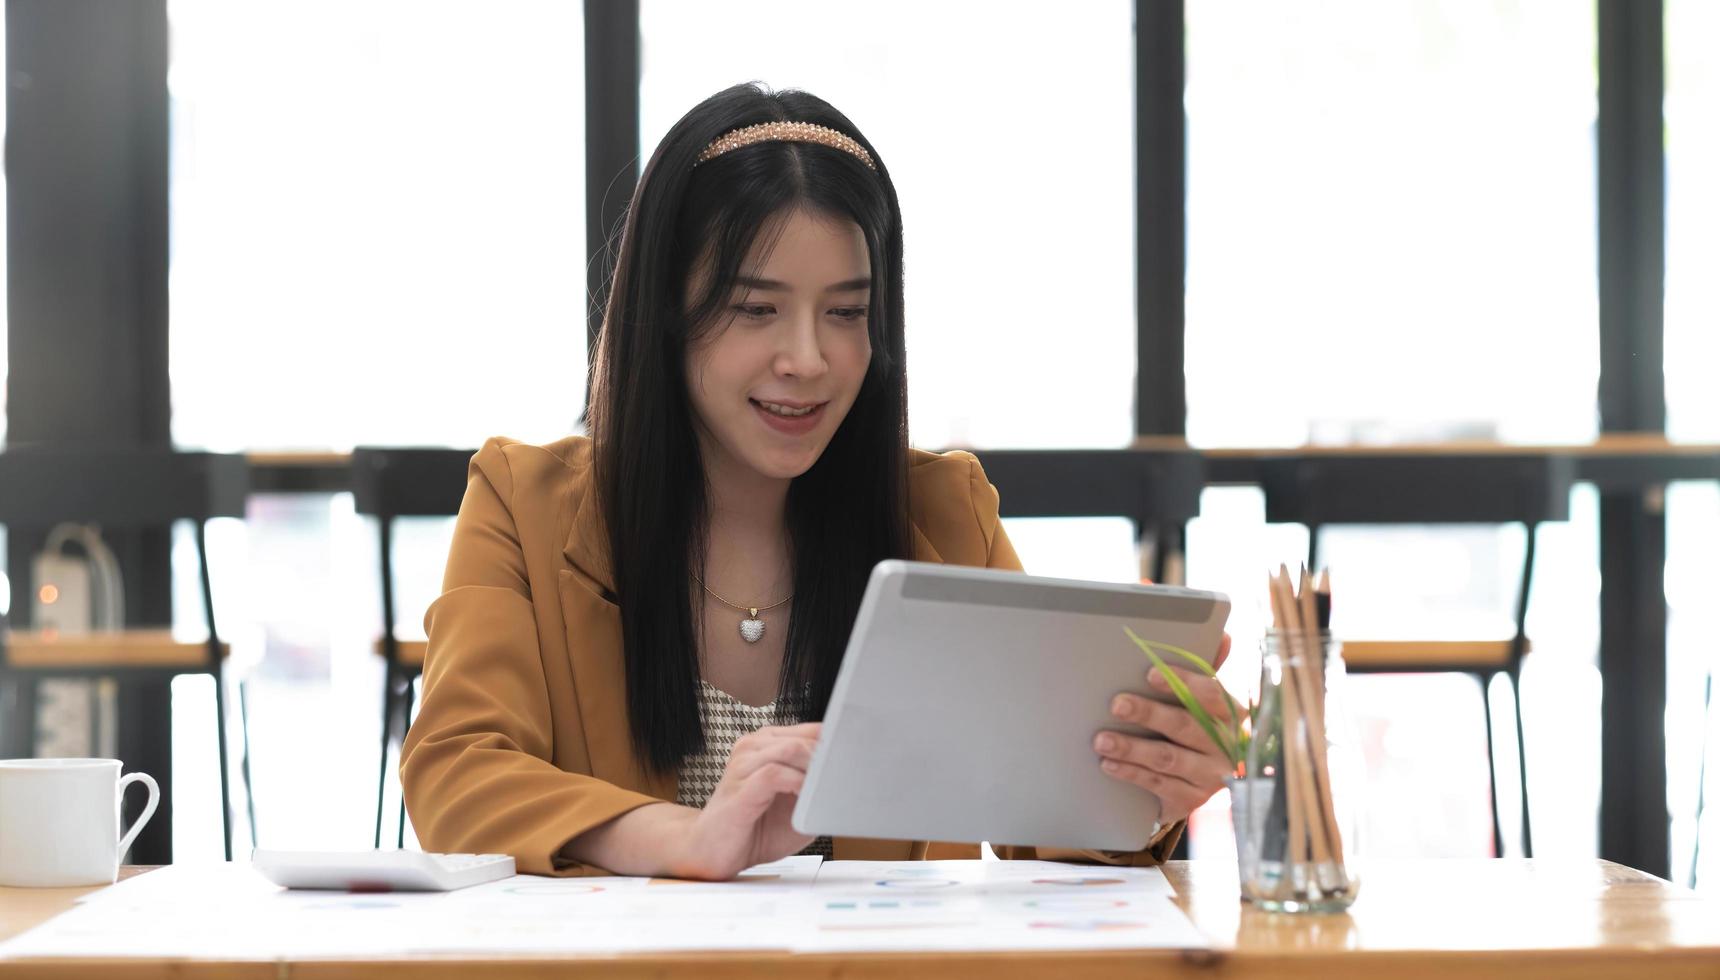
[830,306,869,321]
[733,304,775,319]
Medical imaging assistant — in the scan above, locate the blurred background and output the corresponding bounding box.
[0,0,1714,892]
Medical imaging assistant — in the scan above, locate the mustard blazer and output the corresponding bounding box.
[401,435,1182,876]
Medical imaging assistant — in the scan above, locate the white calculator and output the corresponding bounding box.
[252,850,516,892]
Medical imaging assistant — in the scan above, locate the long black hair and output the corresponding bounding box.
[587,83,912,774]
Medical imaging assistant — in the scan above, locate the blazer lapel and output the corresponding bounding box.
[910,522,943,564]
[560,477,614,598]
[558,483,677,803]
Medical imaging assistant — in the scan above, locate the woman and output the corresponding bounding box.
[402,83,1235,879]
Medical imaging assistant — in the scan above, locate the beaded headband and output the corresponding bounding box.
[694,121,877,172]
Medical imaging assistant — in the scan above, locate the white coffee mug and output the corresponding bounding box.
[0,758,160,887]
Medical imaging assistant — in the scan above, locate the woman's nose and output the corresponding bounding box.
[774,314,828,379]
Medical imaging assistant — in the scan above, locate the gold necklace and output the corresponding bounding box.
[692,574,792,644]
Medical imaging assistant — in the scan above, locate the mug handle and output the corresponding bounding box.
[117,772,162,860]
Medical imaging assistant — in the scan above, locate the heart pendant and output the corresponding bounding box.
[739,618,766,643]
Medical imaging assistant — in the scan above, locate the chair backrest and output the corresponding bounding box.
[0,446,249,529]
[1260,453,1576,527]
[350,448,474,519]
[975,448,1205,525]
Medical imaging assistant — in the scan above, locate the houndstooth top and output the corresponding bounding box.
[676,679,834,858]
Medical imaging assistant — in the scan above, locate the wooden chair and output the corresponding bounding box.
[351,447,473,848]
[0,446,252,859]
[1259,452,1576,858]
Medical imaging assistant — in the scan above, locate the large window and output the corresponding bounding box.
[165,1,585,856]
[1664,0,1720,891]
[1665,0,1720,442]
[1,13,9,617]
[1181,1,1602,860]
[0,11,8,451]
[1184,0,1598,448]
[168,0,587,452]
[640,0,1137,451]
[1667,482,1718,890]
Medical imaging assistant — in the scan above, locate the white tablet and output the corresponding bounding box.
[792,560,1231,852]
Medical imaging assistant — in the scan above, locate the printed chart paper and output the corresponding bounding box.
[803,859,1198,952]
[0,857,1209,959]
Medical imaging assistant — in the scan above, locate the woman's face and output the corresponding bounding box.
[685,207,873,483]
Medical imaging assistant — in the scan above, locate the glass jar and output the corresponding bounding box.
[1230,631,1363,912]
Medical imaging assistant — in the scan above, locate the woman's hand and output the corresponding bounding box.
[1093,632,1237,826]
[669,722,821,880]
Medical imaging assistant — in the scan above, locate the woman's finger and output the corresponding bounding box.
[1145,666,1245,723]
[726,733,817,781]
[751,722,823,739]
[1213,631,1232,670]
[1110,691,1226,752]
[731,723,821,760]
[1093,730,1230,789]
[732,761,806,809]
[1096,757,1205,821]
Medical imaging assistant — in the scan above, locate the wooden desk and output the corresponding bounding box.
[2,860,1716,978]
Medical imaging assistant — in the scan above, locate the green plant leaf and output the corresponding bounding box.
[1123,626,1241,764]
[1133,638,1220,678]
[1123,630,1249,741]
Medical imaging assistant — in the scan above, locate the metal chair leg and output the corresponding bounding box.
[195,522,234,860]
[396,672,419,848]
[238,679,258,848]
[87,681,103,755]
[1481,671,1505,858]
[0,674,39,758]
[1693,669,1712,889]
[1510,670,1533,859]
[1149,523,1169,585]
[376,664,396,849]
[1508,523,1538,860]
[375,513,402,849]
[213,665,234,862]
[0,677,14,759]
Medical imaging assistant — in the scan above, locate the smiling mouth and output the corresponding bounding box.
[751,399,825,418]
